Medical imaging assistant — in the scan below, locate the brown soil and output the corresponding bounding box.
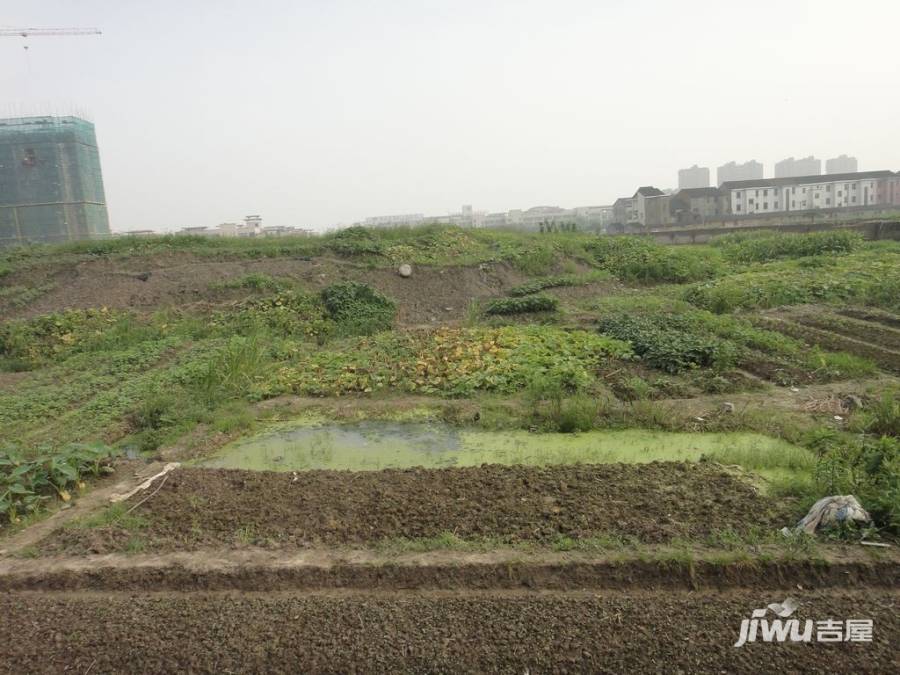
[1,548,897,593]
[1,253,526,326]
[1,589,895,673]
[35,463,793,555]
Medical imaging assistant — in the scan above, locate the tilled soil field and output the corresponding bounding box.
[1,589,896,673]
[37,463,793,554]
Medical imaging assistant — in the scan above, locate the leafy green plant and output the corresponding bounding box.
[597,314,736,373]
[0,443,118,525]
[484,295,558,316]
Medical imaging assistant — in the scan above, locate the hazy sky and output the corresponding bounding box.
[2,1,899,232]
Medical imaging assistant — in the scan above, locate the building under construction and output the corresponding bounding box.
[0,115,110,245]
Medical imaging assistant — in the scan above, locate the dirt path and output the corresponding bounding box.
[0,461,170,557]
[1,588,895,673]
[0,547,896,593]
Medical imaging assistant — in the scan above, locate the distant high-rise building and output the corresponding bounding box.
[0,116,110,245]
[677,165,710,189]
[826,155,858,174]
[774,156,821,178]
[716,160,763,185]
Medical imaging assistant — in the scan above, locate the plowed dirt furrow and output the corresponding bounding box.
[755,315,900,372]
[0,589,895,674]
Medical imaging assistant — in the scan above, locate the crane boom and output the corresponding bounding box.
[0,27,101,38]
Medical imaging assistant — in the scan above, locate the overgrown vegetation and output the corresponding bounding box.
[712,229,863,263]
[2,226,899,539]
[684,249,900,313]
[586,236,721,283]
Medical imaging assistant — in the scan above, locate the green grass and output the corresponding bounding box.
[209,273,291,292]
[67,503,148,531]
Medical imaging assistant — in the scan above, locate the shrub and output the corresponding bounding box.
[325,226,384,257]
[320,281,396,335]
[484,295,558,316]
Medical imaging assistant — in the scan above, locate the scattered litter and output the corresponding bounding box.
[787,495,871,535]
[109,463,180,503]
[694,416,706,422]
[801,395,849,415]
[721,402,735,414]
[834,415,844,422]
[398,263,412,278]
[860,541,891,548]
[843,394,864,410]
[790,387,800,393]
[767,597,798,618]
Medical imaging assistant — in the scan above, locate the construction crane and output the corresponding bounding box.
[0,27,101,49]
[0,27,101,38]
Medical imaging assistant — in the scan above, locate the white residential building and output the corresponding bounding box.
[725,171,891,215]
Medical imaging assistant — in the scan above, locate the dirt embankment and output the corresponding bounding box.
[37,463,794,555]
[1,253,530,325]
[0,589,896,673]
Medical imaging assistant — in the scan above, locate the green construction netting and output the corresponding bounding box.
[0,116,110,245]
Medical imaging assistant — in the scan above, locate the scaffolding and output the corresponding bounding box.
[0,115,110,245]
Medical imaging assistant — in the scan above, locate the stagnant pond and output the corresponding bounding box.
[199,421,810,475]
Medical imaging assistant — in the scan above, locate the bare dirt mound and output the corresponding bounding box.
[36,463,793,555]
[2,253,527,325]
[1,589,895,673]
